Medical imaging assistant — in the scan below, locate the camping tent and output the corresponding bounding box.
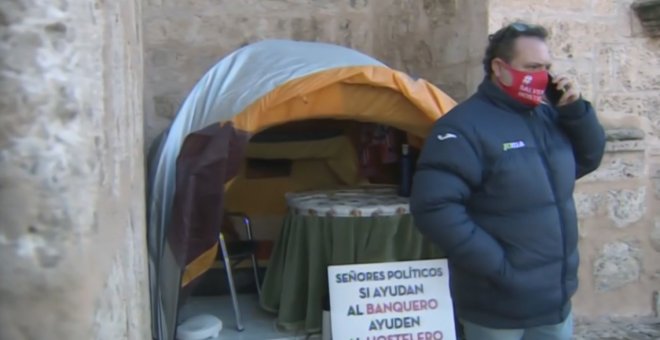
[146,39,456,340]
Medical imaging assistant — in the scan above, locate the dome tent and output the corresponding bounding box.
[146,39,456,340]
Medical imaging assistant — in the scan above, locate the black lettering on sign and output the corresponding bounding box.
[347,305,364,316]
[372,284,424,298]
[368,316,421,331]
[359,287,370,299]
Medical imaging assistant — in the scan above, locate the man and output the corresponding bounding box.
[410,22,606,340]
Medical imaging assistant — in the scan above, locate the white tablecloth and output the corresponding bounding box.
[285,186,410,217]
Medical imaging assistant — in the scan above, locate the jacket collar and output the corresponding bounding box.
[477,77,537,114]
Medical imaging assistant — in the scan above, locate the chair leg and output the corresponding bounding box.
[234,213,262,298]
[250,254,261,298]
[219,233,244,332]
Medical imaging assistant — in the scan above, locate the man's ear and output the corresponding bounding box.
[491,58,503,78]
[492,58,514,86]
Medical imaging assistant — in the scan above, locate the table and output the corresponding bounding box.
[259,186,445,333]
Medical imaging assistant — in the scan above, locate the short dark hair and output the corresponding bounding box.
[483,22,549,76]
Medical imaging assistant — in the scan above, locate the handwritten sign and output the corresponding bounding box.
[327,259,456,340]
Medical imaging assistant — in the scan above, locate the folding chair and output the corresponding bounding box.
[217,212,261,331]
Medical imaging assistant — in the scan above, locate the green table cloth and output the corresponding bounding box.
[259,210,445,333]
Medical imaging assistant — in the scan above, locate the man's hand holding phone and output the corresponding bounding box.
[547,73,581,107]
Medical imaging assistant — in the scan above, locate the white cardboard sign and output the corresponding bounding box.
[327,259,456,340]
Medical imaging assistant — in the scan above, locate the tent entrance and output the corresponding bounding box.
[187,118,419,296]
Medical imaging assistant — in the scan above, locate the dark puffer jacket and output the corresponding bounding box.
[410,79,606,328]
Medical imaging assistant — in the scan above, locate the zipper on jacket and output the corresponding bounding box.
[524,110,568,320]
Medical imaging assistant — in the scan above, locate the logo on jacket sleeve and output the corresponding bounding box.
[437,133,458,141]
[502,140,526,151]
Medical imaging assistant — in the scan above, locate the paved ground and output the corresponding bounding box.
[574,318,660,340]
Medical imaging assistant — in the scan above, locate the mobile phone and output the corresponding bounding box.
[545,74,565,106]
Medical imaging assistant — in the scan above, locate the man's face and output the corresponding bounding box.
[493,36,552,86]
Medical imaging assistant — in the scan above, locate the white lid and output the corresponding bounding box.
[176,314,223,340]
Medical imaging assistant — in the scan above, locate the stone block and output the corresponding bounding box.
[596,44,629,92]
[152,93,183,119]
[606,187,647,228]
[421,0,457,18]
[491,0,591,13]
[592,0,626,16]
[651,219,660,252]
[651,164,660,178]
[371,1,456,76]
[605,140,646,153]
[618,59,660,93]
[596,95,660,121]
[574,191,606,218]
[598,111,642,131]
[546,21,596,60]
[348,0,370,10]
[143,14,202,46]
[148,0,349,12]
[648,147,660,157]
[434,33,469,66]
[488,10,534,32]
[490,0,540,13]
[464,0,489,58]
[536,19,626,60]
[435,63,469,101]
[593,240,642,292]
[606,128,645,141]
[597,42,660,92]
[580,155,644,182]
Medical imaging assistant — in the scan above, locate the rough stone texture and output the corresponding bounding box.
[574,318,660,340]
[606,128,646,141]
[574,192,606,219]
[488,0,660,319]
[607,187,647,228]
[580,153,644,182]
[605,140,648,153]
[0,0,150,339]
[594,241,642,292]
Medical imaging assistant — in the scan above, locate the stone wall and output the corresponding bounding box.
[0,0,150,339]
[489,0,660,318]
[143,0,473,148]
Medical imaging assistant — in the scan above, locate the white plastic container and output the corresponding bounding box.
[176,314,223,340]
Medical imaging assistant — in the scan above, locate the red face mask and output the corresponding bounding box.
[496,63,549,107]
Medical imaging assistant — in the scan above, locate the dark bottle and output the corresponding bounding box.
[398,144,412,197]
